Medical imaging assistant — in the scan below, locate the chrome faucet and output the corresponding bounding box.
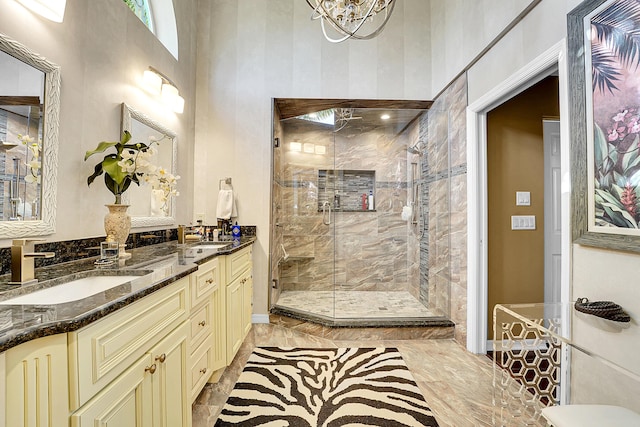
[10,239,55,285]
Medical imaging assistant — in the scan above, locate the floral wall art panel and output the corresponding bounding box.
[569,0,640,252]
[589,0,640,234]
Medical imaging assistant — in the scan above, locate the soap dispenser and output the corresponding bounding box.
[232,222,241,238]
[368,190,374,210]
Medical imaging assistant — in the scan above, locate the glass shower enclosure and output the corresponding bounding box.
[270,101,450,325]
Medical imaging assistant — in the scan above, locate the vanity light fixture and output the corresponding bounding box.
[314,145,326,155]
[290,142,302,152]
[303,143,315,153]
[141,66,184,114]
[15,0,66,22]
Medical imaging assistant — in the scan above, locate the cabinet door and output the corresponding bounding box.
[151,322,190,427]
[70,354,154,427]
[226,277,243,363]
[211,278,226,371]
[242,272,253,338]
[71,277,188,408]
[6,334,69,427]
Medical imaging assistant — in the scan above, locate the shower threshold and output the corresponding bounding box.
[271,290,454,328]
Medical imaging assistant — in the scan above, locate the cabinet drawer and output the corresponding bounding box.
[192,257,219,308]
[190,339,213,402]
[70,277,188,408]
[225,246,252,283]
[190,301,213,351]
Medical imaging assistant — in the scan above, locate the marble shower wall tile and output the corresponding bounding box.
[418,73,468,340]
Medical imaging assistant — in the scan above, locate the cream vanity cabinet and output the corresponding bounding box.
[188,256,226,402]
[69,276,191,427]
[225,245,253,363]
[4,334,70,427]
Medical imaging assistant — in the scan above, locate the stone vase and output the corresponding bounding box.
[104,204,131,259]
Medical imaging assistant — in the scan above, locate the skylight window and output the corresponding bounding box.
[299,109,335,126]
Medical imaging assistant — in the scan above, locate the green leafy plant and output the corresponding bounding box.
[84,130,178,205]
[591,0,640,94]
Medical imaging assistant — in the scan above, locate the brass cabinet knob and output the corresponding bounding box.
[155,353,166,363]
[198,320,206,327]
[200,368,207,375]
[145,364,157,374]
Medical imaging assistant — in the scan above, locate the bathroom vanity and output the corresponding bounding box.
[0,238,254,427]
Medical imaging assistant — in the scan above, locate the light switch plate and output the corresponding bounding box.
[516,191,531,206]
[511,215,536,230]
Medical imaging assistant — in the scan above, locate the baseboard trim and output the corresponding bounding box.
[252,314,270,324]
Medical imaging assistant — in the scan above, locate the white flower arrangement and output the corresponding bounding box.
[17,134,41,184]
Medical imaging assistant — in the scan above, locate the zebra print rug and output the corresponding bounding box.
[215,347,439,426]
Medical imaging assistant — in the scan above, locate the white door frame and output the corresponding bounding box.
[466,40,572,354]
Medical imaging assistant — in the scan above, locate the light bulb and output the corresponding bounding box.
[142,70,162,95]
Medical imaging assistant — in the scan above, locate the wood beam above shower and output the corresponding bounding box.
[274,98,433,120]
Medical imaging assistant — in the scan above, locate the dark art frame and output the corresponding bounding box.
[569,0,640,252]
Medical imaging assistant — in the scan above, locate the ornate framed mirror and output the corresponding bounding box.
[0,33,60,238]
[120,103,177,228]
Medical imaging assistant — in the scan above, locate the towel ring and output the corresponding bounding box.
[219,177,232,190]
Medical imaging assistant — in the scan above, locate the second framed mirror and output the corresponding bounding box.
[120,103,178,228]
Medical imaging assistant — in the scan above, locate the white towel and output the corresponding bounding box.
[216,189,237,219]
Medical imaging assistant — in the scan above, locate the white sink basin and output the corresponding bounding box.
[0,275,141,305]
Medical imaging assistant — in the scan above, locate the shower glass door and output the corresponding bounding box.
[272,102,439,323]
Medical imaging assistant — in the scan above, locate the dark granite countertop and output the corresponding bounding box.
[0,237,255,353]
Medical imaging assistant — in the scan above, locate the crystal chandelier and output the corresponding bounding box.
[306,0,396,43]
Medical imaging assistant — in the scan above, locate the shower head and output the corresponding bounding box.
[407,144,423,155]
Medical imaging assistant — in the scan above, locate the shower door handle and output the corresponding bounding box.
[322,201,331,225]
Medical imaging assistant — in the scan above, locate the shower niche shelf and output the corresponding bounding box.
[318,169,376,212]
[279,255,314,265]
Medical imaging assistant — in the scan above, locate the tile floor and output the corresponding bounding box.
[274,290,437,318]
[192,323,546,427]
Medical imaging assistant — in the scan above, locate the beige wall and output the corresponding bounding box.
[429,0,538,95]
[193,0,534,318]
[486,77,559,338]
[0,0,198,246]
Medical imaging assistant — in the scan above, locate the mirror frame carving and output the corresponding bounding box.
[0,33,60,238]
[121,103,177,228]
